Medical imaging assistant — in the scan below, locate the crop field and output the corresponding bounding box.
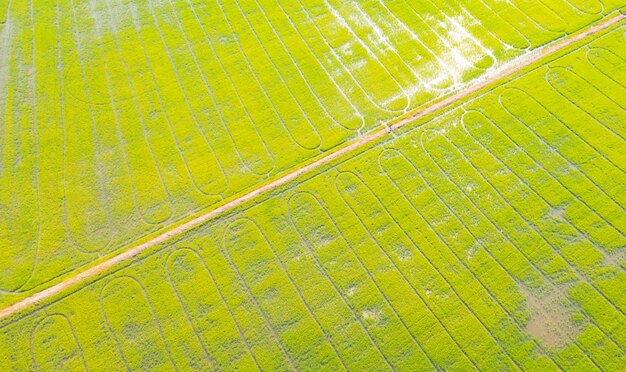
[1,0,626,308]
[1,14,624,370]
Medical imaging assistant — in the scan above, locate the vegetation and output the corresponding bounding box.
[1,15,624,370]
[1,0,624,308]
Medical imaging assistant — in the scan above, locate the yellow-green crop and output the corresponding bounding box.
[1,0,624,309]
[1,17,624,370]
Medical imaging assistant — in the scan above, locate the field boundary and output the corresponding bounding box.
[1,13,623,321]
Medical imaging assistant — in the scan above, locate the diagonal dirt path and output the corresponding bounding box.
[1,13,623,321]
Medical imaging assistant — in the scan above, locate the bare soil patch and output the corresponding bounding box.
[520,284,580,348]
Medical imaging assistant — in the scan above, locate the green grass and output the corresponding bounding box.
[1,0,624,307]
[1,19,624,371]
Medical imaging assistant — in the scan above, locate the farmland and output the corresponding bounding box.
[1,12,625,370]
[1,0,626,309]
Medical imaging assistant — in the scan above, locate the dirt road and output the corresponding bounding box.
[0,13,623,321]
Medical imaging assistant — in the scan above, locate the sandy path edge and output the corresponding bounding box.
[1,14,623,321]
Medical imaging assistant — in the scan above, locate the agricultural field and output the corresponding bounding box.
[1,0,626,308]
[1,13,625,370]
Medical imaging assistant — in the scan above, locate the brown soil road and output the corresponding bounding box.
[1,13,623,321]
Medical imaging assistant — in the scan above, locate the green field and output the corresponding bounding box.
[1,0,625,309]
[1,13,625,370]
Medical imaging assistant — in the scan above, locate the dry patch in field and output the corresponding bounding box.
[520,284,580,348]
[604,250,625,268]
